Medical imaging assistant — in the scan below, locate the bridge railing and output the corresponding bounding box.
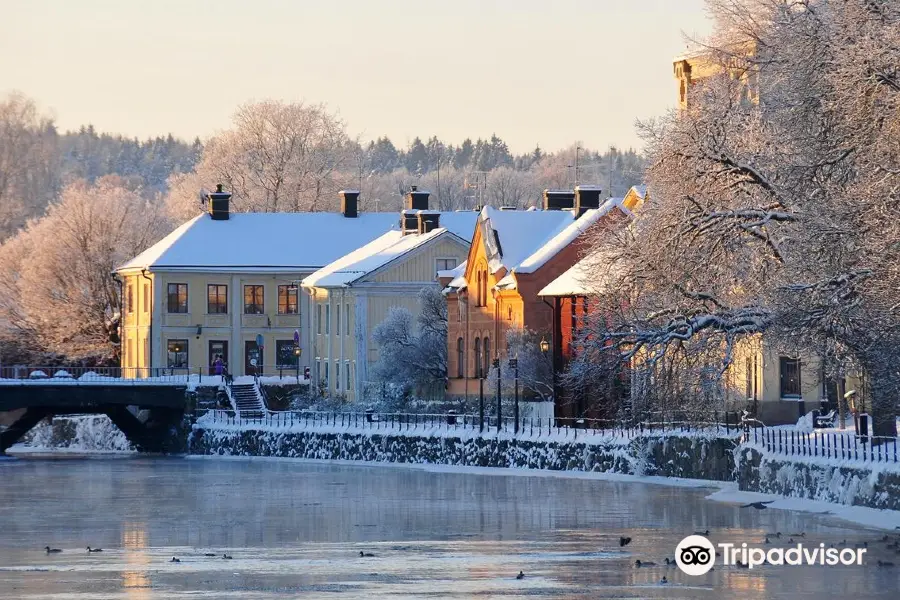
[0,365,201,383]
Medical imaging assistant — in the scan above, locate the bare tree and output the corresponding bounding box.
[0,176,170,360]
[569,0,900,435]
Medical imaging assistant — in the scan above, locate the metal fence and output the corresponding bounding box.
[0,365,198,383]
[748,426,899,464]
[196,409,743,439]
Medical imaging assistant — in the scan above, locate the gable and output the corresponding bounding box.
[368,235,470,284]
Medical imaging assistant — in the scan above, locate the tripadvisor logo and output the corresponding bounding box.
[675,535,716,575]
[675,535,868,576]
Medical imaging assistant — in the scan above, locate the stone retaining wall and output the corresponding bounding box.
[188,425,737,481]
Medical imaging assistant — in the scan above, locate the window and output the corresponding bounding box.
[167,339,188,369]
[474,337,482,378]
[126,283,134,314]
[325,304,330,334]
[483,337,491,377]
[346,361,351,389]
[335,362,341,390]
[167,283,188,313]
[345,304,350,336]
[243,285,264,314]
[207,284,228,314]
[336,303,341,335]
[507,306,513,321]
[276,340,298,369]
[143,284,150,313]
[324,361,329,386]
[436,257,457,272]
[143,338,149,364]
[317,304,322,334]
[779,357,802,398]
[278,285,298,315]
[456,337,464,378]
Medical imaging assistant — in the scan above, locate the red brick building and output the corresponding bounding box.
[442,186,634,405]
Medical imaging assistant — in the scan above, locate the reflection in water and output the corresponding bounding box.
[122,522,150,599]
[0,457,897,599]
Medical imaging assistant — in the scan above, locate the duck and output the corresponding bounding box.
[203,553,217,557]
[664,557,675,566]
[736,561,749,569]
[764,537,771,544]
[170,557,180,563]
[741,501,774,510]
[86,546,103,553]
[222,553,233,560]
[788,538,795,544]
[359,551,375,558]
[694,530,710,536]
[660,576,668,584]
[44,546,62,554]
[766,532,782,538]
[516,571,525,580]
[635,560,656,567]
[619,537,632,547]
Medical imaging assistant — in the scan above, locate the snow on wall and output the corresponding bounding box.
[18,415,133,452]
[736,444,900,511]
[189,419,737,481]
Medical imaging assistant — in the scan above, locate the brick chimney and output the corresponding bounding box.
[417,211,440,234]
[339,189,360,218]
[574,185,602,217]
[406,185,430,211]
[542,189,575,211]
[208,184,231,221]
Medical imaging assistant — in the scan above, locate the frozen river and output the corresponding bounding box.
[0,455,897,599]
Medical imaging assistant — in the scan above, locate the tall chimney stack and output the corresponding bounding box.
[339,189,360,218]
[574,185,602,217]
[208,184,231,220]
[542,189,575,211]
[406,185,430,211]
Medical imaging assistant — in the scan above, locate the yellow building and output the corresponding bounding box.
[115,190,400,377]
[302,189,477,401]
[673,43,758,109]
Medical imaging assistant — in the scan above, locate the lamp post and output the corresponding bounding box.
[294,346,302,383]
[493,357,501,433]
[540,335,554,425]
[509,356,519,434]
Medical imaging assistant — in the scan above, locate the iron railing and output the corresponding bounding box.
[195,409,743,439]
[748,426,899,464]
[0,365,199,384]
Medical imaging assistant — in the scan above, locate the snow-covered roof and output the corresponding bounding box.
[117,210,477,274]
[478,206,575,274]
[539,248,624,297]
[443,261,469,293]
[302,228,466,288]
[437,259,467,280]
[516,198,628,274]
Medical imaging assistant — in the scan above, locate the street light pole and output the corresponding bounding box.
[494,357,501,433]
[510,356,519,434]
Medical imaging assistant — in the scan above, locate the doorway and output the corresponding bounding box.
[209,340,228,375]
[244,340,261,376]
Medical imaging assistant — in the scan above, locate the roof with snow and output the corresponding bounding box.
[477,199,631,280]
[302,228,466,288]
[539,248,624,297]
[117,211,477,273]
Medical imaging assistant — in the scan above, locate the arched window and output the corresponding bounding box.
[481,270,488,306]
[483,337,491,377]
[456,337,464,378]
[474,337,482,378]
[507,306,513,321]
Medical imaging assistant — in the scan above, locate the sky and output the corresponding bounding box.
[1,0,710,154]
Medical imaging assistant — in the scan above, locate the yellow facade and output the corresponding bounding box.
[118,269,306,377]
[305,234,469,401]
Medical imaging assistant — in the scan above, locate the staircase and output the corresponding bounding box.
[228,381,267,419]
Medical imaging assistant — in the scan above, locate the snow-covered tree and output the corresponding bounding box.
[0,176,170,360]
[369,287,448,398]
[165,100,353,220]
[569,0,900,435]
[486,327,554,402]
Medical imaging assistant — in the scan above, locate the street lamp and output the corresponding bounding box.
[539,336,550,354]
[493,357,501,433]
[509,356,519,434]
[293,346,302,382]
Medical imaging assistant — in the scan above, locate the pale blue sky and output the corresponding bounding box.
[1,0,710,152]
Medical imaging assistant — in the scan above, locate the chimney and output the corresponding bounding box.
[208,184,231,221]
[339,189,360,218]
[574,185,603,217]
[406,185,430,211]
[417,211,440,234]
[542,189,575,211]
[400,210,419,235]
